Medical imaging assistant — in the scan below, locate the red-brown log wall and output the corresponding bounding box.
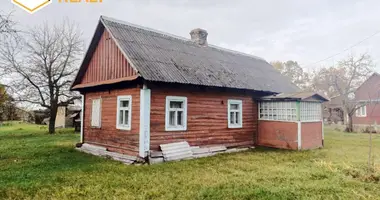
[81,30,137,84]
[258,121,298,150]
[301,121,322,149]
[83,88,140,156]
[149,88,257,150]
[352,104,380,125]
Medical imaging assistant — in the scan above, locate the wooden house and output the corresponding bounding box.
[352,72,380,132]
[71,16,327,160]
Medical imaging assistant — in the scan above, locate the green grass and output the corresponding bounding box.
[0,123,379,200]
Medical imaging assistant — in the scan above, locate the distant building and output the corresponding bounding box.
[40,104,82,129]
[323,95,344,124]
[352,72,380,132]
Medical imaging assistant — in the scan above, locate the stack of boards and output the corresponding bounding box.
[77,143,137,165]
[78,142,252,165]
[149,141,251,164]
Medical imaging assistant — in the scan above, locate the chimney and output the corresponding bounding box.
[190,28,208,46]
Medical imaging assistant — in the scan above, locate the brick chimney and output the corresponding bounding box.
[190,28,208,46]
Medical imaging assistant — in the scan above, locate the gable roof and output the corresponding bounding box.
[261,92,329,102]
[355,72,380,93]
[72,16,299,93]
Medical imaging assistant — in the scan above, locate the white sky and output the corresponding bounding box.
[2,0,380,72]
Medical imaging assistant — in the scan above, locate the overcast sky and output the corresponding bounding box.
[2,0,380,72]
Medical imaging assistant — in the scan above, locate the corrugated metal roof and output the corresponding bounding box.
[76,16,300,93]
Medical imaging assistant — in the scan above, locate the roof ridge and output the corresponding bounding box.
[100,15,265,62]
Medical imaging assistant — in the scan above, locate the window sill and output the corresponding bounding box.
[165,126,187,131]
[228,124,243,129]
[117,126,131,131]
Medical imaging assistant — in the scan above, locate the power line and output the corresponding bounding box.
[304,29,380,67]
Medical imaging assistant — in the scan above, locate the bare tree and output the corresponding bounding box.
[310,54,374,132]
[0,11,16,34]
[0,20,84,133]
[271,60,310,90]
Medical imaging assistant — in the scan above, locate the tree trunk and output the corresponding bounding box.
[49,106,58,134]
[345,114,353,132]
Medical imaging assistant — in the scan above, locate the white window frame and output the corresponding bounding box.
[300,102,322,122]
[116,95,132,130]
[259,101,297,122]
[91,98,102,128]
[356,105,367,117]
[165,96,187,131]
[228,99,243,128]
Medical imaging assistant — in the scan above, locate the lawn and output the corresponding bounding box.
[0,123,379,200]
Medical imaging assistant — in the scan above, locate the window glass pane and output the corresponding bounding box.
[230,112,235,124]
[259,101,301,121]
[235,112,239,124]
[231,104,239,110]
[119,110,124,125]
[177,111,183,125]
[124,110,129,125]
[169,111,175,125]
[170,101,183,108]
[121,100,129,108]
[300,102,322,121]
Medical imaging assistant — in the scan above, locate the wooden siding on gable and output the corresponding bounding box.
[355,74,380,101]
[81,30,137,84]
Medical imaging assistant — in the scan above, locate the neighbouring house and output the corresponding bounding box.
[323,95,344,124]
[352,72,380,132]
[42,104,82,129]
[34,109,49,124]
[71,16,327,160]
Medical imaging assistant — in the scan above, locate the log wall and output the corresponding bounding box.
[149,88,258,150]
[83,87,140,156]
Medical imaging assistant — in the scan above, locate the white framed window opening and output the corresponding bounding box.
[117,95,132,130]
[259,101,297,121]
[165,96,187,131]
[300,102,322,122]
[91,98,102,128]
[356,105,367,117]
[228,100,243,128]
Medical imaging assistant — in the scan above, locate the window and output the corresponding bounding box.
[165,96,187,131]
[91,98,101,128]
[356,105,367,117]
[117,95,132,130]
[228,100,243,128]
[259,101,297,121]
[300,102,322,121]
